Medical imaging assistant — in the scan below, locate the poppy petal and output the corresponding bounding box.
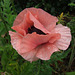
[27,7,38,16]
[12,14,32,35]
[36,43,59,60]
[21,49,39,62]
[11,25,26,36]
[37,8,58,31]
[49,33,61,43]
[13,9,27,26]
[28,10,50,34]
[53,24,71,50]
[9,31,23,54]
[13,7,37,26]
[12,8,33,35]
[20,32,54,53]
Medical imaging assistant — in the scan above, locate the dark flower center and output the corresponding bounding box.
[28,26,46,35]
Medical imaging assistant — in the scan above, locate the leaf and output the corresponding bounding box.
[65,72,75,75]
[0,46,4,51]
[60,12,63,19]
[50,49,71,63]
[57,12,64,24]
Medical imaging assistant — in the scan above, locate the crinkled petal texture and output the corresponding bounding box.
[21,49,39,62]
[51,24,71,50]
[20,32,52,53]
[9,31,23,54]
[12,7,58,34]
[9,7,71,62]
[36,43,59,60]
[9,30,60,61]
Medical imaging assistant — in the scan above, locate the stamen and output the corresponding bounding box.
[28,26,46,35]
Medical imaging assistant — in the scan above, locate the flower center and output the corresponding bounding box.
[28,26,46,35]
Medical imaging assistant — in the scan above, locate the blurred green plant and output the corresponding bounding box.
[0,0,17,45]
[67,17,75,71]
[57,12,64,24]
[68,3,75,6]
[66,72,75,75]
[67,17,75,35]
[68,0,75,12]
[14,0,72,15]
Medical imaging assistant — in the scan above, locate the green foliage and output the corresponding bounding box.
[67,17,75,35]
[68,3,75,6]
[0,0,16,25]
[57,12,64,24]
[68,0,75,11]
[66,72,75,75]
[14,0,72,15]
[0,0,16,37]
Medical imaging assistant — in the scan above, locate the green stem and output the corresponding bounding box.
[67,36,75,70]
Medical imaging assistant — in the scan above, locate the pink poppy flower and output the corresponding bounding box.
[9,8,71,62]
